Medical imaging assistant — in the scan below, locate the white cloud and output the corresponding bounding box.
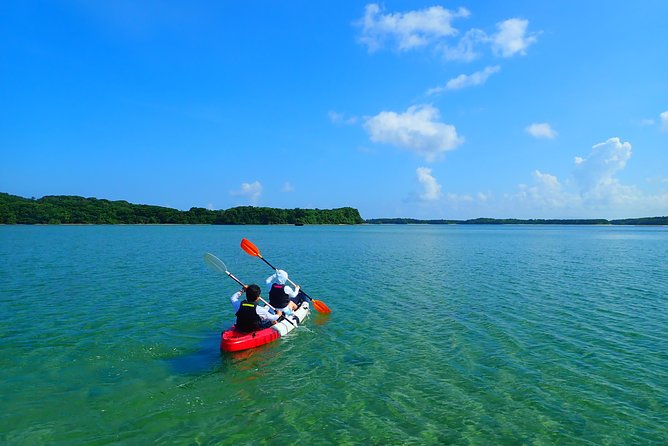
[363,104,464,162]
[282,182,294,193]
[356,5,539,61]
[526,122,557,139]
[328,110,344,123]
[329,110,358,125]
[428,65,500,94]
[573,137,634,204]
[510,137,668,217]
[574,138,631,190]
[440,28,487,62]
[477,192,490,202]
[524,170,567,207]
[357,3,470,52]
[230,181,262,204]
[416,167,441,201]
[491,18,537,57]
[660,110,668,131]
[441,18,538,61]
[533,170,561,191]
[407,136,667,219]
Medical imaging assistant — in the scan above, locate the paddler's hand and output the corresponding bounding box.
[240,285,247,294]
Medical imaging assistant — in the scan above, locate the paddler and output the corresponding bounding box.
[231,284,283,332]
[265,269,302,315]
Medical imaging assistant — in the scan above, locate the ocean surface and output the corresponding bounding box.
[1,224,667,445]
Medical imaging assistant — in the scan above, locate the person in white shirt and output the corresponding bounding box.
[266,269,300,315]
[230,284,282,332]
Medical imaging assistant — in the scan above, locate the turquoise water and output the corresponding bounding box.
[1,225,667,445]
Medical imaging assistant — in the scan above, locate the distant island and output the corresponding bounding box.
[1,193,666,225]
[366,217,668,225]
[0,193,364,225]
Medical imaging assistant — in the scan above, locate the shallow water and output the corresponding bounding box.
[1,225,667,444]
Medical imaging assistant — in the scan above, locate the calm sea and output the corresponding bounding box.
[1,225,667,445]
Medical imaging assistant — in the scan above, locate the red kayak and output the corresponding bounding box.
[220,301,310,352]
[221,326,281,352]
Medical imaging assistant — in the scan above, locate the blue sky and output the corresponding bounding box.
[2,1,667,220]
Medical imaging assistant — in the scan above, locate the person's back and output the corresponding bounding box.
[230,284,282,331]
[235,298,261,332]
[269,282,291,309]
[266,269,300,313]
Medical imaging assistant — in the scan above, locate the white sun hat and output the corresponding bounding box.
[276,269,288,284]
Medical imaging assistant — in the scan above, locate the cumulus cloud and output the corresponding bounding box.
[428,65,500,95]
[573,137,634,203]
[523,170,567,207]
[491,18,537,57]
[356,3,470,52]
[416,167,442,200]
[661,110,668,131]
[526,122,557,139]
[230,181,262,204]
[511,137,668,217]
[363,104,464,162]
[574,137,632,188]
[407,136,667,219]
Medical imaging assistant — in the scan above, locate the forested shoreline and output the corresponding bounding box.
[0,193,364,225]
[1,193,666,225]
[366,217,668,225]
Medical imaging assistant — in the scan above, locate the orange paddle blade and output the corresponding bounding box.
[312,299,331,314]
[240,238,261,257]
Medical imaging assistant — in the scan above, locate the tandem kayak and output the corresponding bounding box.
[220,301,310,352]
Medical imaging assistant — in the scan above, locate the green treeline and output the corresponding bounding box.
[366,217,668,225]
[0,193,364,225]
[2,193,666,225]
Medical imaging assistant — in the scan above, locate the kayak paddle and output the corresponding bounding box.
[203,252,295,327]
[239,238,332,314]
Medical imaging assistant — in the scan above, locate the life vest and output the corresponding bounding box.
[235,300,262,332]
[269,283,290,308]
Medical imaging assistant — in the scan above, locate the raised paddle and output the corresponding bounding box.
[203,252,295,327]
[239,238,332,314]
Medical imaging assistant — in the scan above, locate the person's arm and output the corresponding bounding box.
[230,287,246,312]
[283,284,300,298]
[265,272,277,291]
[256,305,282,323]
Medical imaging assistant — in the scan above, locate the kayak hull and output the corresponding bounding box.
[220,301,310,352]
